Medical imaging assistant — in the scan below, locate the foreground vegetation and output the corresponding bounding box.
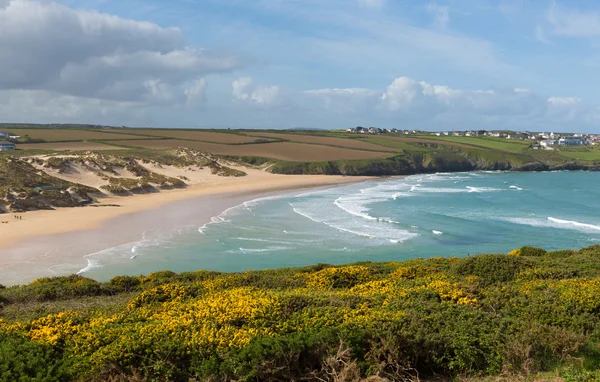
[2,246,600,381]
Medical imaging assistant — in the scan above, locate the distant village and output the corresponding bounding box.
[345,127,600,150]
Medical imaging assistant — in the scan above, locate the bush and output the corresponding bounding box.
[0,332,69,382]
[108,275,141,292]
[3,247,600,381]
[1,275,109,303]
[452,254,533,286]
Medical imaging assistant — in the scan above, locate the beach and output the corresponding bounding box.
[1,169,370,286]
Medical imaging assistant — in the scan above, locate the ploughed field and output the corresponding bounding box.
[243,132,398,152]
[123,129,276,144]
[6,129,155,141]
[15,142,126,151]
[115,139,393,161]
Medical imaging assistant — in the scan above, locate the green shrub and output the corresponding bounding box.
[452,254,533,286]
[0,332,69,382]
[108,275,141,292]
[519,246,548,257]
[0,275,109,303]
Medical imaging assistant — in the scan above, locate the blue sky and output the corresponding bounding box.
[2,0,600,131]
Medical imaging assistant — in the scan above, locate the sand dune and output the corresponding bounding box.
[0,170,369,251]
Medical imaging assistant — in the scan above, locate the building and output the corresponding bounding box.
[558,136,589,146]
[540,140,559,148]
[0,132,8,139]
[0,141,15,151]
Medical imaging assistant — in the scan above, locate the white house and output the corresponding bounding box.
[559,136,589,146]
[541,139,559,147]
[0,141,15,151]
[0,132,8,139]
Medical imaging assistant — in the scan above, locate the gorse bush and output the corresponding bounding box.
[2,245,600,381]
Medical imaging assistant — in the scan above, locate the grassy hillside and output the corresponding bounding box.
[4,126,600,195]
[2,246,600,381]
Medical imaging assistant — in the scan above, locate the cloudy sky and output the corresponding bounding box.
[2,0,600,131]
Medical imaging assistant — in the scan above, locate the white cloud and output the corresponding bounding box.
[358,0,385,9]
[548,96,581,105]
[547,3,600,37]
[535,25,552,45]
[427,3,450,29]
[0,0,241,104]
[304,88,377,97]
[232,77,280,106]
[305,76,599,130]
[380,77,433,111]
[185,79,207,106]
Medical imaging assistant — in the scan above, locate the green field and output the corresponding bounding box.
[412,135,533,153]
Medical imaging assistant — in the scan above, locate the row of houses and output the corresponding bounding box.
[346,127,421,135]
[540,136,591,148]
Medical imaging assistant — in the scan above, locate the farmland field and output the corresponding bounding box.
[412,135,531,153]
[244,132,398,152]
[16,142,126,151]
[381,136,486,150]
[116,139,394,161]
[5,129,155,141]
[556,150,600,161]
[126,129,269,144]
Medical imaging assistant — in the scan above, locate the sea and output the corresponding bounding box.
[82,171,600,281]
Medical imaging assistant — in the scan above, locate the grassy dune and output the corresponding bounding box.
[2,246,600,381]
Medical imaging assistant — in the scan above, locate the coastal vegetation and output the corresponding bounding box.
[2,245,600,380]
[0,148,246,213]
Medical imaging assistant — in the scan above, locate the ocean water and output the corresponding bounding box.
[83,171,600,281]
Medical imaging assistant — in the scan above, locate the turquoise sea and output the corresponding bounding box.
[83,171,600,281]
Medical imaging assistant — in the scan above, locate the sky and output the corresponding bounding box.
[2,0,600,132]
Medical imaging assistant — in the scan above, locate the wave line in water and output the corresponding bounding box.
[547,217,600,232]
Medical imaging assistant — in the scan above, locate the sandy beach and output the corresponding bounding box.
[1,168,371,286]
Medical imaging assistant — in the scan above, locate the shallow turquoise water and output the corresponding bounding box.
[84,171,600,280]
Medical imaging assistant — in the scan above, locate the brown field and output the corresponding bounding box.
[244,132,398,152]
[6,129,153,141]
[117,139,393,162]
[16,142,125,151]
[126,129,268,144]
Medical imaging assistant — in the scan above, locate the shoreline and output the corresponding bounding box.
[1,172,373,286]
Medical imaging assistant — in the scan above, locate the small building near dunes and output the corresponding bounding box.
[0,141,15,151]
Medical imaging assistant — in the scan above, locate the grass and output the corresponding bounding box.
[556,148,600,161]
[410,135,532,153]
